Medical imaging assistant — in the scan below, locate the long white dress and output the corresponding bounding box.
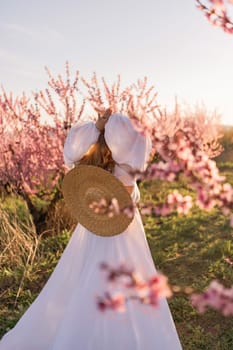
[0,113,183,350]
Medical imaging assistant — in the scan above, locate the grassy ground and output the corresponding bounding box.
[0,162,233,349]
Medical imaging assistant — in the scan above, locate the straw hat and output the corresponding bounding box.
[61,165,134,237]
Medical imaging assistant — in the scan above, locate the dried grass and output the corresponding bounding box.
[0,202,41,305]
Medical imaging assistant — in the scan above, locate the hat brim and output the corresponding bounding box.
[61,165,134,237]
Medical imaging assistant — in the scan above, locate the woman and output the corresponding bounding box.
[0,110,182,349]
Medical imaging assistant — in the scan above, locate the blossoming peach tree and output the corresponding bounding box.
[0,62,232,316]
[0,63,85,233]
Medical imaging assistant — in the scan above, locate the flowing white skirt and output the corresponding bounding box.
[0,208,182,350]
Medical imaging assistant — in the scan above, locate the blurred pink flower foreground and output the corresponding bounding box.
[191,280,233,316]
[96,263,172,312]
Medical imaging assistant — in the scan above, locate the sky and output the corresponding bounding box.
[1,0,233,125]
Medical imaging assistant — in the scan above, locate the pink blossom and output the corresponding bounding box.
[96,263,172,312]
[154,205,172,216]
[196,0,233,35]
[110,198,120,214]
[140,206,153,215]
[97,292,126,313]
[224,256,233,265]
[122,206,136,218]
[153,191,193,216]
[191,280,233,316]
[89,197,134,218]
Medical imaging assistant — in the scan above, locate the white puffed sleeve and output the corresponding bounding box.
[104,113,152,171]
[63,120,100,168]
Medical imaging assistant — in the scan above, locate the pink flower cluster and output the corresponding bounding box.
[89,198,136,219]
[191,280,233,316]
[97,262,233,317]
[224,256,233,265]
[139,190,193,217]
[133,125,233,226]
[144,161,182,182]
[155,190,193,216]
[97,292,126,312]
[0,62,85,202]
[0,90,66,198]
[196,0,233,34]
[96,263,172,312]
[189,151,233,215]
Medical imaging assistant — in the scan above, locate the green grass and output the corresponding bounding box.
[1,162,233,349]
[144,205,233,349]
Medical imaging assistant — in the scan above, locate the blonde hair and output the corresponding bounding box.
[77,131,115,172]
